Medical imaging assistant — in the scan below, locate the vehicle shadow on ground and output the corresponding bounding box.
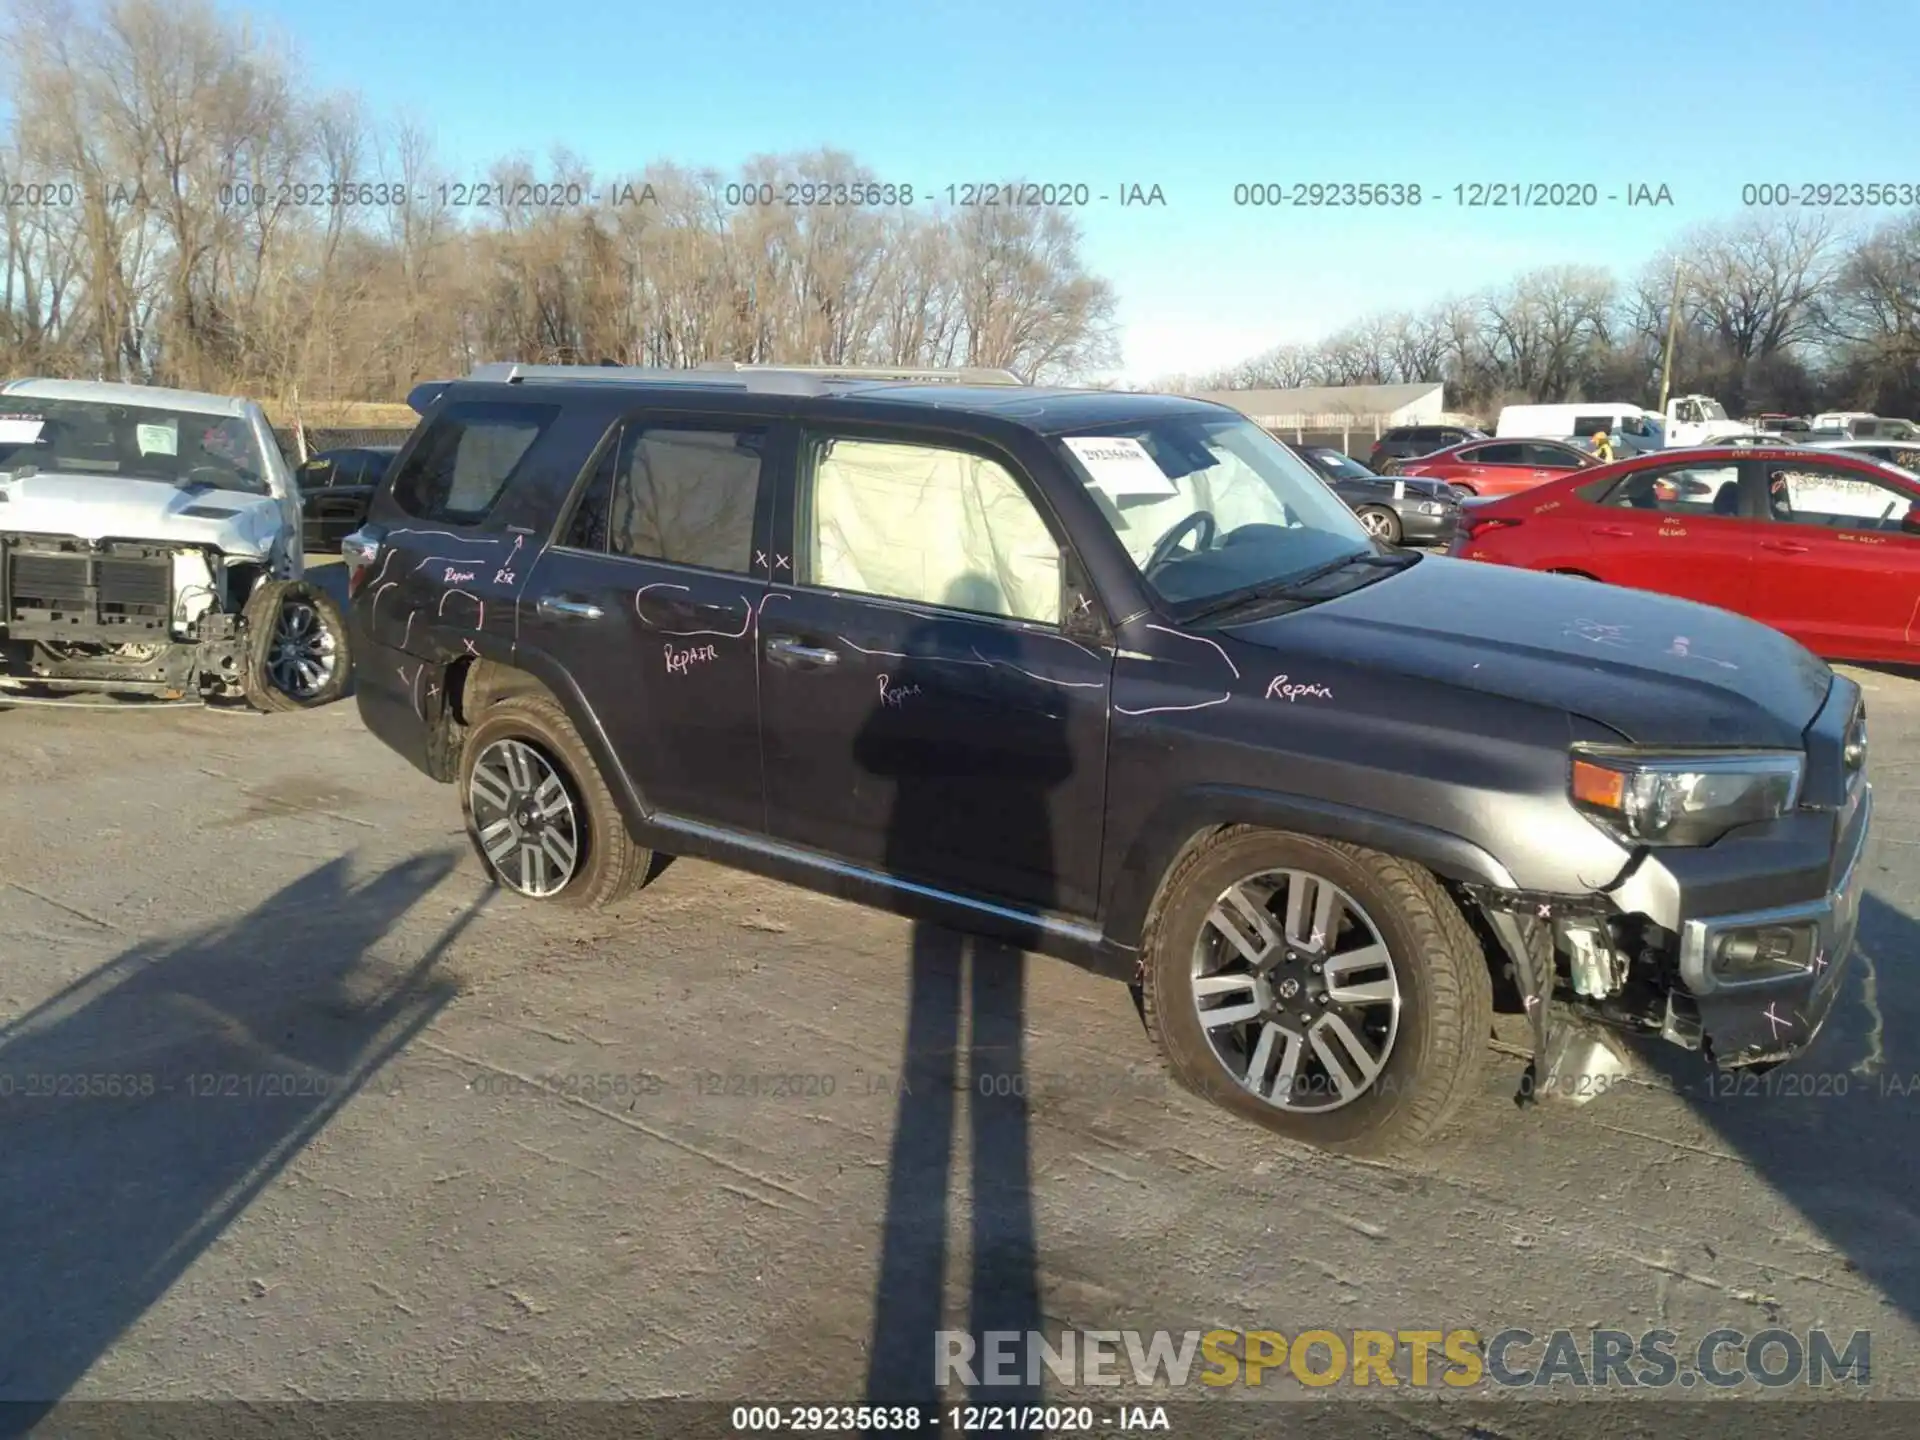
[1645,885,1920,1325]
[0,851,478,1414]
[856,603,1060,1416]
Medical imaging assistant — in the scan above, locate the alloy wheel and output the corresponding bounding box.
[468,739,582,897]
[1190,869,1403,1112]
[267,599,339,698]
[1359,510,1393,537]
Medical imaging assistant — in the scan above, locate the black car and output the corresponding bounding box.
[1292,444,1461,545]
[342,362,1869,1157]
[297,445,399,551]
[1366,422,1485,471]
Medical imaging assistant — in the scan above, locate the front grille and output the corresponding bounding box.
[1,535,174,634]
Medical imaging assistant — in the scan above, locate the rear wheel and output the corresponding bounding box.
[241,579,352,711]
[1355,506,1402,544]
[458,694,653,908]
[1140,827,1492,1156]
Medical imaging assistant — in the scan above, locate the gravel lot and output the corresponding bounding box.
[1,559,1916,1427]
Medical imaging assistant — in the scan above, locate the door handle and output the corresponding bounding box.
[537,596,604,620]
[1760,540,1811,554]
[765,636,840,667]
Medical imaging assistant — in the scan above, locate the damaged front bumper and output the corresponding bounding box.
[1673,781,1871,1067]
[1470,702,1873,1094]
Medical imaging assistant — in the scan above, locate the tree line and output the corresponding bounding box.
[2,0,1915,421]
[0,0,1121,406]
[1169,212,1920,420]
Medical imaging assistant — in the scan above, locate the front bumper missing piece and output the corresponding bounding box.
[1465,785,1872,1105]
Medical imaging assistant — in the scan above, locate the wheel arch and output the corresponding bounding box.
[1104,785,1518,953]
[441,649,655,836]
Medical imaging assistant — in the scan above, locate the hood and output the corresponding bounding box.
[0,469,282,556]
[1220,555,1832,749]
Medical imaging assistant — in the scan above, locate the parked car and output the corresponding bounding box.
[297,444,399,552]
[0,378,353,710]
[343,362,1870,1157]
[1449,443,1920,664]
[1385,436,1598,496]
[1799,438,1920,473]
[1290,444,1461,545]
[1804,417,1920,443]
[1753,414,1811,435]
[1366,423,1485,470]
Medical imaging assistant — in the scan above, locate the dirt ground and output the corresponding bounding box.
[1,560,1916,1429]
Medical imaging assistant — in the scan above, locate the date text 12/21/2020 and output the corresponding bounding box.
[1230,181,1676,208]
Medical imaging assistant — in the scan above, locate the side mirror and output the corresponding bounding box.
[1904,503,1920,535]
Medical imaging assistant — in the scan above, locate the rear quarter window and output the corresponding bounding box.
[388,401,559,525]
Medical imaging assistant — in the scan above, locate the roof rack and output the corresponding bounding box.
[691,362,1026,386]
[453,360,1027,396]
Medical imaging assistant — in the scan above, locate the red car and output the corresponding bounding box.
[1449,445,1920,663]
[1387,436,1598,497]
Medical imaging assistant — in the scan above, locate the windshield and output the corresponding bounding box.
[1698,399,1729,421]
[1311,449,1376,481]
[0,395,270,495]
[1056,415,1374,612]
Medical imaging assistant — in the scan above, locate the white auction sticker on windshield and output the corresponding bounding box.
[136,421,178,456]
[1063,436,1178,499]
[0,416,45,444]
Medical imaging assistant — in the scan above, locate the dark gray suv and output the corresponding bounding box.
[344,363,1871,1156]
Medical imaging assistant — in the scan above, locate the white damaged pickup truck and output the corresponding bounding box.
[0,379,353,710]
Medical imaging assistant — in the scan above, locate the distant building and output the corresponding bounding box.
[1183,382,1449,453]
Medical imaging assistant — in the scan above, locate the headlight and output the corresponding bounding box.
[1419,501,1444,515]
[1569,749,1803,846]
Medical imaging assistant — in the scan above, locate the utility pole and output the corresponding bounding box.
[1657,257,1685,413]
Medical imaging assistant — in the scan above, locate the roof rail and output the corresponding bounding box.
[691,362,1027,386]
[453,360,1028,395]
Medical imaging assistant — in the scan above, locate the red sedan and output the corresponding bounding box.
[1449,445,1920,663]
[1386,436,1598,497]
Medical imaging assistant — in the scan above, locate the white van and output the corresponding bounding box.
[1494,403,1665,455]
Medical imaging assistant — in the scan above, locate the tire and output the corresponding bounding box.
[241,579,352,712]
[1355,506,1402,544]
[458,693,652,909]
[1139,827,1493,1157]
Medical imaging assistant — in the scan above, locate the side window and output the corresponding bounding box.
[1604,463,1741,515]
[1523,442,1583,468]
[801,436,1061,626]
[563,422,764,573]
[1469,442,1527,464]
[1766,465,1913,531]
[297,458,333,491]
[389,401,557,524]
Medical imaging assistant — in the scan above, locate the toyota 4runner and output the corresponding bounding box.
[344,362,1872,1155]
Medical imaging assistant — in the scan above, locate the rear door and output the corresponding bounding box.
[514,413,781,833]
[1580,458,1762,611]
[295,456,336,548]
[1745,458,1920,661]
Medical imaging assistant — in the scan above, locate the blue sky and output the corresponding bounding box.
[254,0,1916,381]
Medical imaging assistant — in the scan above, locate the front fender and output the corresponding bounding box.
[1100,784,1522,952]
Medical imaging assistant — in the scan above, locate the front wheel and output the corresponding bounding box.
[241,579,352,711]
[1355,506,1402,544]
[1140,828,1493,1156]
[458,694,653,908]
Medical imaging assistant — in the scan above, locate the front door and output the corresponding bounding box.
[1581,457,1760,612]
[1744,458,1920,662]
[758,429,1112,919]
[516,415,781,833]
